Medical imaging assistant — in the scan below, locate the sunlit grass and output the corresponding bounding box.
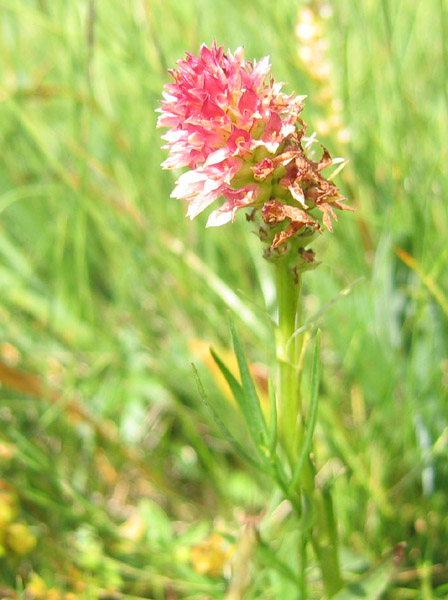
[0,0,447,598]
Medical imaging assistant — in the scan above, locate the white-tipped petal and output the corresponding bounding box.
[206,209,233,227]
[186,191,221,219]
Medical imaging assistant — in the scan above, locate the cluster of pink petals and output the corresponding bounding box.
[158,42,351,240]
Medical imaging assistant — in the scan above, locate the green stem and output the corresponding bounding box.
[274,257,343,597]
[311,488,344,597]
[275,259,302,464]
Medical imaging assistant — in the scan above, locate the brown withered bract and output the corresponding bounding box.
[262,199,321,249]
[258,139,353,249]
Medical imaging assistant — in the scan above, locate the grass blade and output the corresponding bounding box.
[332,543,406,600]
[257,536,302,587]
[268,378,278,457]
[395,247,448,320]
[164,235,266,337]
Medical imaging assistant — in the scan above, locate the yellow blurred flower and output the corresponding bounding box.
[119,512,146,542]
[5,522,37,555]
[46,590,64,600]
[0,442,15,462]
[25,573,47,600]
[0,529,6,557]
[0,341,20,365]
[0,498,16,528]
[0,484,19,528]
[191,532,234,577]
[25,574,70,600]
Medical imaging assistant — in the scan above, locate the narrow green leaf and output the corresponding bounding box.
[289,331,321,492]
[228,317,268,444]
[209,347,245,407]
[298,488,316,536]
[210,346,267,460]
[332,544,406,600]
[257,537,302,587]
[191,364,269,474]
[268,378,278,457]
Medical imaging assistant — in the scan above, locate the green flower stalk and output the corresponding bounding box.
[158,41,353,597]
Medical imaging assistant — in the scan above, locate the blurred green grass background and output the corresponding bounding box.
[0,0,447,598]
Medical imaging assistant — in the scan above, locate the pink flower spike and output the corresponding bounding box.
[158,42,352,243]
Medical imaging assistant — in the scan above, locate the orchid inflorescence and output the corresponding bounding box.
[157,41,352,253]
